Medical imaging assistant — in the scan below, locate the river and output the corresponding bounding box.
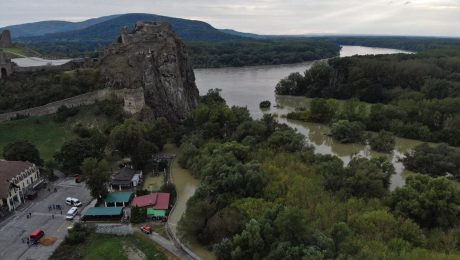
[170,46,415,260]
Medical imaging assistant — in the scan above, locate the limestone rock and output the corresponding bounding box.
[99,22,199,122]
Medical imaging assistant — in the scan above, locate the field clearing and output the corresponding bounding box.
[0,105,112,161]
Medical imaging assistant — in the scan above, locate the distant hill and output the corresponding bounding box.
[219,29,265,39]
[15,13,241,43]
[0,15,121,38]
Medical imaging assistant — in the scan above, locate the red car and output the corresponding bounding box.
[140,224,152,234]
[30,229,45,242]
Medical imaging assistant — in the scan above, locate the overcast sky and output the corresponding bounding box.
[1,0,459,37]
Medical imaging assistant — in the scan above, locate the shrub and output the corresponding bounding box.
[259,100,271,109]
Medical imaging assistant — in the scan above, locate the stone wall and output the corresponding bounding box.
[0,87,145,123]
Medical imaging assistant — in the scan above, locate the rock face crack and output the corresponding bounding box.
[99,21,199,121]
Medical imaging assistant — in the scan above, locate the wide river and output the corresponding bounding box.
[170,46,415,260]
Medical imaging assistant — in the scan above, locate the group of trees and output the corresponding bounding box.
[177,90,460,259]
[189,40,340,68]
[287,98,396,152]
[403,143,460,179]
[51,114,172,201]
[278,47,460,146]
[0,69,102,113]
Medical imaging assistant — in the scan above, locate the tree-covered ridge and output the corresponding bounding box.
[177,90,460,259]
[277,47,460,146]
[189,40,340,68]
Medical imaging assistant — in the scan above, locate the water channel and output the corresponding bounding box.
[169,46,415,259]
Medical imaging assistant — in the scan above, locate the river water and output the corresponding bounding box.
[170,46,415,259]
[195,46,415,190]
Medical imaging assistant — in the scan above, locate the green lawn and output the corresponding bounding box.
[0,116,72,161]
[0,105,112,161]
[51,233,171,260]
[0,47,28,58]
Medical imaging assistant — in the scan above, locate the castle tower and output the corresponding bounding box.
[0,30,13,48]
[0,50,13,79]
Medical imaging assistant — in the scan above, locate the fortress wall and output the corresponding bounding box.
[0,87,145,123]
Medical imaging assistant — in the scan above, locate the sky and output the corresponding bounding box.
[0,0,459,37]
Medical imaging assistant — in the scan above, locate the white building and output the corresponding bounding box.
[0,160,41,211]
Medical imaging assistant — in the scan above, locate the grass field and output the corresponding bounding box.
[0,105,112,161]
[51,233,175,260]
[0,47,28,58]
[0,116,72,161]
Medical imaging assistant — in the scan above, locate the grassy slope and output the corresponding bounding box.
[0,105,110,161]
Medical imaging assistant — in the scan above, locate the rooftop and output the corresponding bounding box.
[131,192,170,209]
[84,207,124,217]
[0,160,34,198]
[104,192,133,204]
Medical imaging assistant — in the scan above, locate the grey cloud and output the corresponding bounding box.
[0,0,459,37]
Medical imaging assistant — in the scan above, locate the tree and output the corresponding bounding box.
[3,140,43,166]
[146,117,172,150]
[403,143,460,179]
[309,98,337,123]
[131,139,158,170]
[389,175,460,229]
[54,137,105,175]
[131,206,147,224]
[109,119,148,156]
[330,120,365,143]
[81,158,110,201]
[370,130,395,153]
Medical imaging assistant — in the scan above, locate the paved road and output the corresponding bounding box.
[0,178,91,260]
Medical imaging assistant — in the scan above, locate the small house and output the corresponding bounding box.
[110,166,142,191]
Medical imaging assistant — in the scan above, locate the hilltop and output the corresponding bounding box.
[6,13,241,43]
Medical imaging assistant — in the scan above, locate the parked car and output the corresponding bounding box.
[65,197,82,207]
[26,191,38,200]
[66,207,78,220]
[75,175,81,183]
[30,229,45,242]
[140,224,152,234]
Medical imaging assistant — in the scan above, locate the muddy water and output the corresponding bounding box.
[164,145,216,260]
[195,46,417,190]
[170,46,415,259]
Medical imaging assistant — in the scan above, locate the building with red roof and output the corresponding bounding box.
[131,192,170,210]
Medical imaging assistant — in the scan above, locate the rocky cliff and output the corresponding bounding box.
[99,21,199,122]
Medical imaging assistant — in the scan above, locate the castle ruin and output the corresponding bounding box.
[0,30,12,48]
[0,51,13,79]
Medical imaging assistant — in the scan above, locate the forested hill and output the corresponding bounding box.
[0,15,121,38]
[16,13,241,43]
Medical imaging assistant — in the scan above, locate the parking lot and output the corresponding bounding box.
[0,178,92,260]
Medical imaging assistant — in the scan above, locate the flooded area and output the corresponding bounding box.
[195,45,417,190]
[170,46,415,259]
[164,144,216,260]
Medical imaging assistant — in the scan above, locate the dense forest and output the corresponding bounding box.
[174,90,460,259]
[277,47,460,146]
[22,39,341,68]
[0,69,102,113]
[188,40,340,68]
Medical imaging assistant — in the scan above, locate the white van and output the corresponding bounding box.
[66,207,78,220]
[65,197,82,207]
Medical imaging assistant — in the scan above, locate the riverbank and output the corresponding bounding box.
[164,144,216,260]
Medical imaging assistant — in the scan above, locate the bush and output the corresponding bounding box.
[131,206,147,224]
[330,120,365,143]
[370,130,396,153]
[54,105,79,123]
[259,100,271,109]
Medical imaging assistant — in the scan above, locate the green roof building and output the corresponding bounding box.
[104,192,133,207]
